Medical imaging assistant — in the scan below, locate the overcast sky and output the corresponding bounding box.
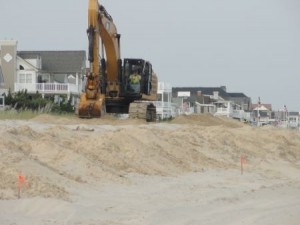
[1,0,300,111]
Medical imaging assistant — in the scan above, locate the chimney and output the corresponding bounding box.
[213,91,219,100]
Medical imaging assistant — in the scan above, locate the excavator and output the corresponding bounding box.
[78,0,158,121]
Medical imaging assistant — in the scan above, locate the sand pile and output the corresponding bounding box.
[1,114,299,200]
[0,114,299,224]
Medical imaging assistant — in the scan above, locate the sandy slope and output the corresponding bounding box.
[0,114,299,225]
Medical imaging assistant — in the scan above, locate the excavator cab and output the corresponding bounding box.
[123,58,153,97]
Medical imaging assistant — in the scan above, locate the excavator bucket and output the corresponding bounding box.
[78,93,106,118]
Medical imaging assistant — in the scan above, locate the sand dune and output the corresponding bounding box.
[0,114,299,225]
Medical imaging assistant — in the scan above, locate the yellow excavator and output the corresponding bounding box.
[78,0,158,121]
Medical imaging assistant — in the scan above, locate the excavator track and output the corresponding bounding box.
[129,101,156,122]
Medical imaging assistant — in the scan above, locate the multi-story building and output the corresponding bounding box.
[0,40,85,104]
[172,86,251,119]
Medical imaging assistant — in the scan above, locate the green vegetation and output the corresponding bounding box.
[0,89,75,119]
[158,116,174,122]
[0,110,39,120]
[5,89,49,111]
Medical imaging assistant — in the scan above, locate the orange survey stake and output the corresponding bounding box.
[18,174,26,185]
[17,172,29,198]
[240,155,246,175]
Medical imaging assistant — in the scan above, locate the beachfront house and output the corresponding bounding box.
[0,40,85,104]
[251,103,273,125]
[172,86,251,119]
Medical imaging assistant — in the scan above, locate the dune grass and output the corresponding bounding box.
[0,110,75,120]
[0,110,39,120]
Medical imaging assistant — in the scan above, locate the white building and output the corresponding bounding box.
[155,82,175,119]
[0,40,85,103]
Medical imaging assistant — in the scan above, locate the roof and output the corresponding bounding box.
[288,111,299,116]
[17,51,86,73]
[227,92,247,98]
[172,87,230,99]
[251,104,272,111]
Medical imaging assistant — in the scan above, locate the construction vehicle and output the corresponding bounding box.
[78,0,158,121]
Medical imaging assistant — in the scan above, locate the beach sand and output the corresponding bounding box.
[0,114,299,225]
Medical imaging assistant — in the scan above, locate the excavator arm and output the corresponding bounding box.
[78,0,122,118]
[78,0,106,118]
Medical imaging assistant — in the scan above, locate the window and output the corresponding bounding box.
[27,74,32,83]
[18,73,33,83]
[157,93,162,101]
[19,74,26,83]
[37,74,50,83]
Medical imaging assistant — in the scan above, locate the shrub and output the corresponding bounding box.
[3,90,74,113]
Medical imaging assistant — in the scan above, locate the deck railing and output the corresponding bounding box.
[14,83,80,95]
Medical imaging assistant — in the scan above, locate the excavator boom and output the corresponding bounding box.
[78,0,105,118]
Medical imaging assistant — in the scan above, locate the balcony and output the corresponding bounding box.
[214,107,230,117]
[14,83,81,95]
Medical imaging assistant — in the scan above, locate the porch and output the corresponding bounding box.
[14,83,81,96]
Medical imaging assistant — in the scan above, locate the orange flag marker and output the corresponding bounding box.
[17,172,29,198]
[240,155,246,175]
